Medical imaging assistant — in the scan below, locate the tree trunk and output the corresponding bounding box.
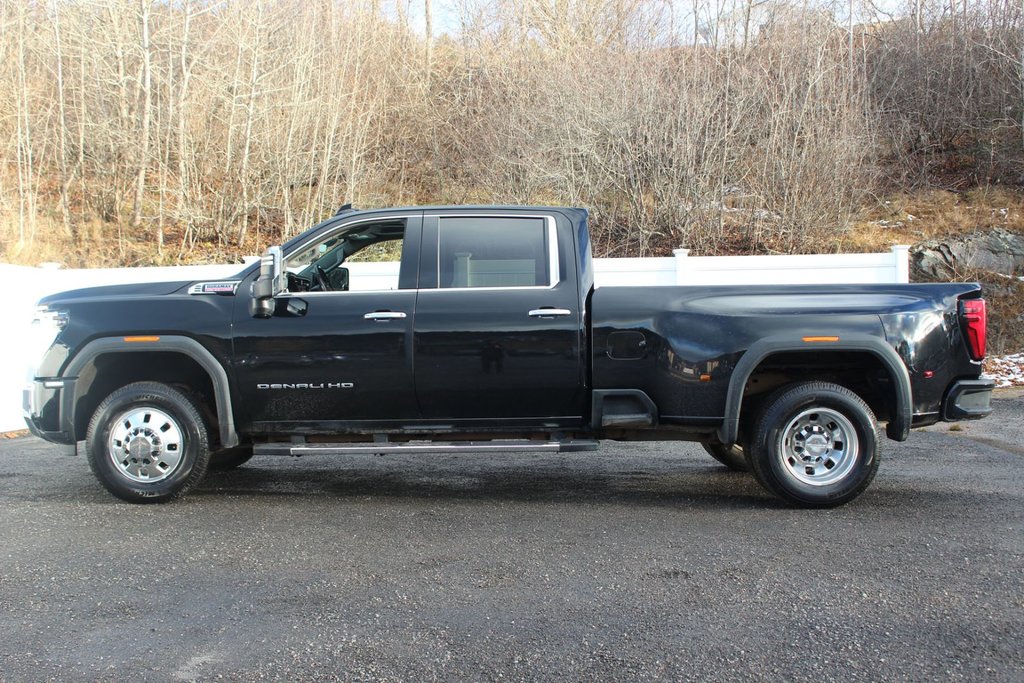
[132,0,154,240]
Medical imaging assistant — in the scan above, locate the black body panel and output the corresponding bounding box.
[25,205,989,450]
[590,283,981,430]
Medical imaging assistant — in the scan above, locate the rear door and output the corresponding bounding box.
[413,211,586,425]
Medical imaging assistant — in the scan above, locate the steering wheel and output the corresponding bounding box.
[314,265,332,292]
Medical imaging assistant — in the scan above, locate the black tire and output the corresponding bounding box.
[701,442,749,472]
[85,382,211,503]
[746,381,880,508]
[208,446,254,471]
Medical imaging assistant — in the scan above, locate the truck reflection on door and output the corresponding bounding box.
[481,339,504,374]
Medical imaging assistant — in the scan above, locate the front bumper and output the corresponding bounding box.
[942,378,995,421]
[23,378,76,445]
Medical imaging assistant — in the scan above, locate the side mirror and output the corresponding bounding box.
[332,266,349,291]
[249,246,284,319]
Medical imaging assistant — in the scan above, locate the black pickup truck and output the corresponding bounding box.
[24,206,994,506]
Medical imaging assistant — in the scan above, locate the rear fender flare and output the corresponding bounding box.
[716,336,911,445]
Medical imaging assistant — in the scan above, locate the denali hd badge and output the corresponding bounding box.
[257,382,354,389]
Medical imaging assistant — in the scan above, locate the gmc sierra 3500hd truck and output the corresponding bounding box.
[24,206,994,506]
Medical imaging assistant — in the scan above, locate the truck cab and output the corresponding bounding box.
[237,207,589,433]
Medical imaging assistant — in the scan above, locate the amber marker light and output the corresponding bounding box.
[123,336,161,343]
[802,336,840,343]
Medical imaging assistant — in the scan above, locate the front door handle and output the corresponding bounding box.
[364,311,407,321]
[528,308,572,318]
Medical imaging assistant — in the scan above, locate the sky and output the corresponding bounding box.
[398,0,912,39]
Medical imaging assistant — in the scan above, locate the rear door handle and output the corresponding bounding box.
[528,308,572,318]
[364,311,407,321]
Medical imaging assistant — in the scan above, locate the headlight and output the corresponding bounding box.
[32,305,69,330]
[27,305,69,380]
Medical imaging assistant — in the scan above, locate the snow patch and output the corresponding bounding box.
[986,353,1024,388]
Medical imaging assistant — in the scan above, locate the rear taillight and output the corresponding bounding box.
[960,298,986,361]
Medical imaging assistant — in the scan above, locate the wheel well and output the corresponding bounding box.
[737,351,895,438]
[73,352,217,442]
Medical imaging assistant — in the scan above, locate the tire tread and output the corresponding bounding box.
[85,381,211,503]
[747,381,880,508]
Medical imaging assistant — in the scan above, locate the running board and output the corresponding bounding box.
[254,439,600,457]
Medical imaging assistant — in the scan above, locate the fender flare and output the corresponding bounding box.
[60,335,239,448]
[716,336,912,445]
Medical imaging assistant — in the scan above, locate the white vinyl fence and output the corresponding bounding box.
[2,245,909,432]
[595,246,910,287]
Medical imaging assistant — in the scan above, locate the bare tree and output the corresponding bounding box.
[0,0,1021,264]
[131,0,153,239]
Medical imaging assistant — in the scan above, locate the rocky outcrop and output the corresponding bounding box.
[911,229,1024,279]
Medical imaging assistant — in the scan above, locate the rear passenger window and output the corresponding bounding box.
[438,217,554,288]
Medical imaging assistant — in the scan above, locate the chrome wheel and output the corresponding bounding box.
[749,382,879,507]
[108,407,185,483]
[777,407,859,487]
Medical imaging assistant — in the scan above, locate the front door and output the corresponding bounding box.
[232,213,421,431]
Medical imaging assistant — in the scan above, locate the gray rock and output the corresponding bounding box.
[911,228,1024,279]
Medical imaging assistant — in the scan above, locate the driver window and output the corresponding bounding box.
[284,220,405,293]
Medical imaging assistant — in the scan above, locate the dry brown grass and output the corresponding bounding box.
[840,188,1024,253]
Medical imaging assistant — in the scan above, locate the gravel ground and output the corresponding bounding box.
[1,391,1022,682]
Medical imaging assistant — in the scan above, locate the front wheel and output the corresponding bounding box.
[746,381,880,508]
[85,382,211,503]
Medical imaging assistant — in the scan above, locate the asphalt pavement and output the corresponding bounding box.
[1,391,1022,682]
